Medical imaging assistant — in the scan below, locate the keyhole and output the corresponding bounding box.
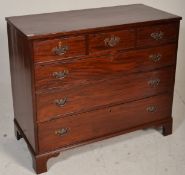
[109,109,112,112]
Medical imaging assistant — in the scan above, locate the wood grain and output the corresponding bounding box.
[35,44,177,92]
[89,29,135,53]
[7,24,37,152]
[137,22,179,47]
[6,4,181,174]
[6,4,181,39]
[33,36,86,63]
[36,67,174,122]
[38,93,172,153]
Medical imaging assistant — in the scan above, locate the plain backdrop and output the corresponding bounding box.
[0,0,184,89]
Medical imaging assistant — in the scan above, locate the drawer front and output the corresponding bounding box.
[38,94,172,153]
[137,23,179,47]
[89,29,135,53]
[33,36,86,63]
[35,44,177,92]
[36,67,174,122]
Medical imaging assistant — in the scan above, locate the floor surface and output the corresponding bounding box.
[0,81,185,175]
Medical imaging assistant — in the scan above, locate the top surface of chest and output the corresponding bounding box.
[6,4,181,39]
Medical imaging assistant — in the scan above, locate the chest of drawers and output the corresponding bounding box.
[6,4,182,174]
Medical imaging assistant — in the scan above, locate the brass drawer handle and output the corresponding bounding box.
[104,35,120,47]
[146,106,157,113]
[54,98,67,107]
[148,79,160,87]
[55,128,69,136]
[52,41,69,56]
[149,53,162,62]
[52,70,69,79]
[151,31,164,40]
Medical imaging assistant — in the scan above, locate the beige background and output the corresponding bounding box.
[0,1,185,175]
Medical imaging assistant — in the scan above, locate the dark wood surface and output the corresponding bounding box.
[89,29,135,53]
[137,22,179,47]
[38,93,172,153]
[32,152,60,174]
[7,24,37,152]
[36,67,174,122]
[33,36,86,62]
[6,4,181,174]
[35,44,177,92]
[14,114,173,174]
[6,4,181,39]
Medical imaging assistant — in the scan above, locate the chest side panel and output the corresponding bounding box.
[7,23,37,153]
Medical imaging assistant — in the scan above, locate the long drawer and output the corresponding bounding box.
[35,44,177,92]
[36,67,174,122]
[38,93,172,153]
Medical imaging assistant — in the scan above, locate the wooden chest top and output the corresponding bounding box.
[6,4,181,39]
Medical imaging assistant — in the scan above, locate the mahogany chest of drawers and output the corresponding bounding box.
[6,4,182,174]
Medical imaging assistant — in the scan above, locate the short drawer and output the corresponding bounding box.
[38,94,172,153]
[33,36,86,62]
[89,29,135,54]
[36,67,174,122]
[137,22,179,47]
[35,44,177,92]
